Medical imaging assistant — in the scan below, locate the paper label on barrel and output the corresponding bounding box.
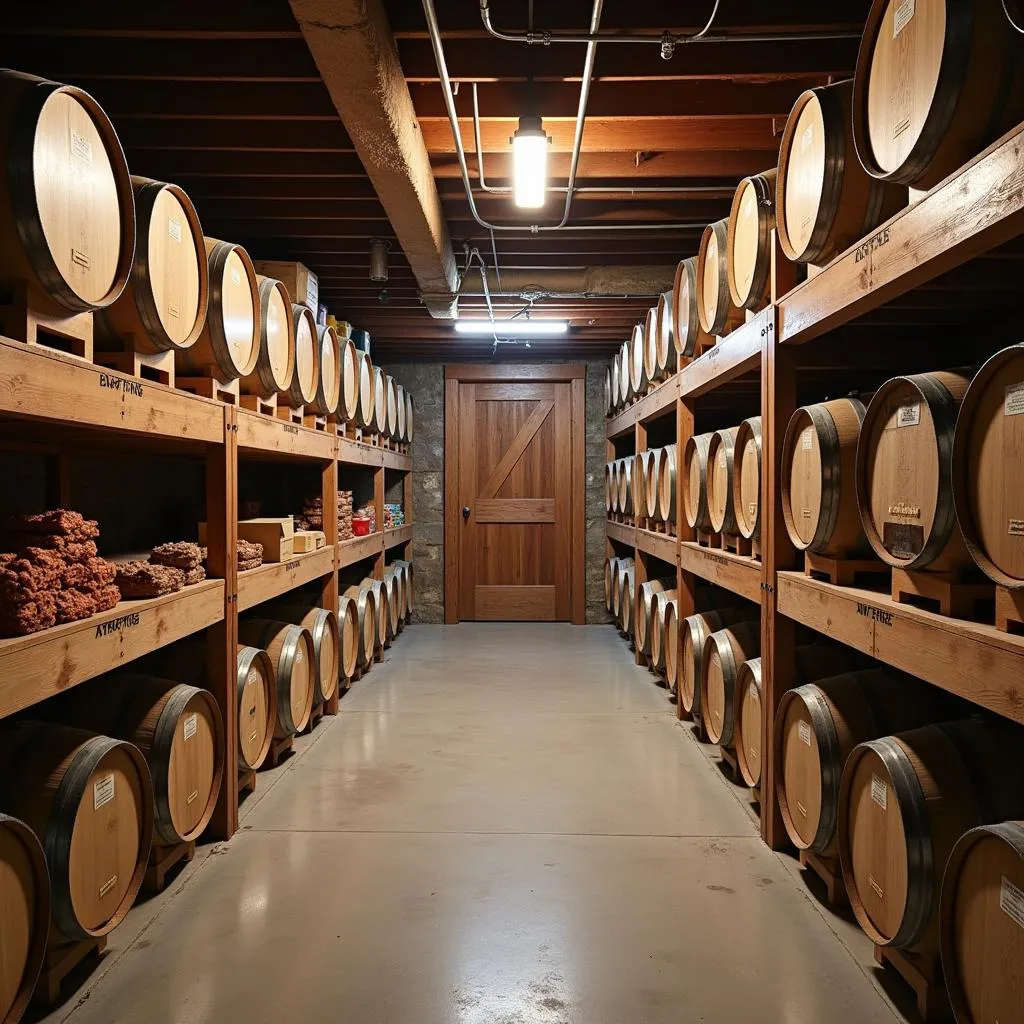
[1005,383,1024,417]
[871,774,888,810]
[1009,519,1024,536]
[798,720,812,746]
[168,218,182,244]
[801,428,813,451]
[71,130,93,165]
[246,668,259,689]
[893,0,915,37]
[801,124,814,154]
[71,248,90,270]
[93,773,115,810]
[897,403,920,427]
[98,874,118,899]
[183,712,198,741]
[1000,876,1024,930]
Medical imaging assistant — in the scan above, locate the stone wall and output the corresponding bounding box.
[383,360,611,624]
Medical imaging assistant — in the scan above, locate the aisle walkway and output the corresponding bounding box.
[48,625,899,1024]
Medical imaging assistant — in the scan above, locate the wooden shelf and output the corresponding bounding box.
[383,525,413,549]
[606,374,679,439]
[635,527,677,564]
[338,533,384,568]
[338,434,384,468]
[777,120,1024,347]
[679,307,770,399]
[680,542,762,604]
[236,410,335,461]
[381,447,412,471]
[0,338,224,445]
[777,572,1024,726]
[0,579,224,720]
[237,547,336,612]
[606,520,635,546]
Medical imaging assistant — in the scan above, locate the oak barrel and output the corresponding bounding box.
[176,238,260,382]
[662,598,680,693]
[354,350,375,430]
[726,169,777,311]
[370,365,387,435]
[700,620,761,746]
[393,559,414,618]
[617,457,635,517]
[0,71,135,314]
[337,595,360,680]
[605,361,616,414]
[236,646,275,772]
[642,306,660,386]
[655,290,675,377]
[385,375,400,438]
[735,658,764,787]
[777,79,905,265]
[696,219,735,336]
[405,391,415,442]
[644,448,664,521]
[284,303,319,408]
[707,426,741,535]
[396,382,408,442]
[604,463,615,513]
[857,370,973,571]
[733,416,762,541]
[308,324,341,417]
[381,570,401,639]
[839,719,1024,953]
[619,562,636,634]
[637,450,656,519]
[241,277,294,399]
[682,432,714,531]
[679,609,751,717]
[629,322,648,398]
[337,336,361,423]
[671,257,702,358]
[0,722,153,941]
[852,0,1024,189]
[343,584,377,668]
[952,345,1024,587]
[611,557,634,620]
[618,340,633,406]
[360,578,390,650]
[237,620,315,738]
[657,443,677,524]
[649,589,678,673]
[941,820,1024,1024]
[263,605,339,706]
[0,814,48,1024]
[102,177,208,353]
[605,556,620,612]
[637,578,673,656]
[782,397,868,555]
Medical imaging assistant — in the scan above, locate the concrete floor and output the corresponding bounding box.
[42,624,905,1024]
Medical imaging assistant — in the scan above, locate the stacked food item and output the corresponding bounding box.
[355,503,376,533]
[383,503,404,529]
[338,490,354,540]
[298,491,354,541]
[237,539,263,572]
[0,510,120,635]
[114,541,208,598]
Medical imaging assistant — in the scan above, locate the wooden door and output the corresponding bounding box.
[456,379,574,620]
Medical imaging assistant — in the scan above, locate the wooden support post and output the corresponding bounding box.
[760,317,797,851]
[633,418,648,664]
[320,453,340,716]
[571,376,586,625]
[676,396,697,719]
[373,458,385,581]
[207,406,239,840]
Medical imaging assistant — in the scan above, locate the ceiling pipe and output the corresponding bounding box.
[479,0,861,57]
[458,265,675,298]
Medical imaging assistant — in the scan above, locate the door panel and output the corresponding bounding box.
[458,380,572,620]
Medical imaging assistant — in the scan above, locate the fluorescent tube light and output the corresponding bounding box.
[454,320,568,337]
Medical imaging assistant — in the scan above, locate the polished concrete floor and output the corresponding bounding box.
[44,624,903,1024]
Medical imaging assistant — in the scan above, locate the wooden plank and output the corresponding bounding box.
[340,435,385,467]
[475,585,556,621]
[777,572,1024,726]
[383,525,414,549]
[474,382,556,400]
[636,527,678,565]
[777,120,1024,346]
[380,447,411,471]
[319,456,340,717]
[606,520,636,547]
[475,498,555,523]
[0,337,223,444]
[679,308,770,398]
[444,377,460,623]
[338,533,384,568]
[0,581,225,719]
[446,363,586,381]
[571,376,586,626]
[477,399,553,499]
[679,542,762,604]
[237,546,336,612]
[236,409,335,460]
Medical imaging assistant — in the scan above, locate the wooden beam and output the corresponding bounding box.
[117,120,354,152]
[127,151,369,177]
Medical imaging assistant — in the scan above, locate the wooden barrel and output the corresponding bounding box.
[777,667,943,857]
[618,340,632,406]
[0,722,153,941]
[236,646,275,772]
[726,169,777,311]
[645,448,665,521]
[354,350,375,429]
[237,620,314,738]
[732,417,762,541]
[60,674,224,846]
[396,383,408,442]
[782,397,868,555]
[700,620,761,746]
[394,559,414,618]
[953,345,1024,587]
[604,556,620,612]
[405,391,415,442]
[663,598,680,693]
[619,562,636,634]
[307,324,341,417]
[839,719,1024,954]
[642,307,660,386]
[385,375,400,438]
[176,238,261,382]
[655,290,675,377]
[360,578,390,650]
[337,595,360,680]
[617,457,634,517]
[649,589,678,673]
[0,813,48,1024]
[605,361,615,414]
[264,605,339,705]
[0,71,135,314]
[632,450,651,519]
[284,303,319,408]
[370,365,387,435]
[611,557,633,619]
[655,443,676,524]
[604,463,614,513]
[337,336,361,423]
[941,820,1024,1024]
[707,426,740,535]
[636,578,672,655]
[241,277,294,399]
[343,584,377,668]
[672,257,701,358]
[852,0,1024,190]
[777,80,906,265]
[683,432,714,531]
[857,370,973,571]
[696,219,734,336]
[735,658,764,787]
[382,570,402,638]
[629,322,647,398]
[678,609,751,717]
[102,177,208,354]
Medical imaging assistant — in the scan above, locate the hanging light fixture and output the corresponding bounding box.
[511,115,549,209]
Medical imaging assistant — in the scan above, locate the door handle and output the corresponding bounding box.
[462,506,471,520]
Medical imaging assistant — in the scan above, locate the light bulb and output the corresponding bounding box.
[511,115,549,209]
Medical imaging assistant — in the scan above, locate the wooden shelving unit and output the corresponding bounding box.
[237,547,337,613]
[606,119,1024,853]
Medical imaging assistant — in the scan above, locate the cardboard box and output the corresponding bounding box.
[253,260,318,315]
[237,517,294,562]
[293,530,326,553]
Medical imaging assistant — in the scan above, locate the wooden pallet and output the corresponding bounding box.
[300,701,325,735]
[0,280,94,359]
[240,392,277,416]
[891,566,993,620]
[873,945,951,1022]
[276,404,303,425]
[143,839,196,893]
[177,375,240,405]
[804,551,888,587]
[95,347,175,387]
[798,847,846,907]
[719,744,740,780]
[722,532,752,557]
[266,733,295,768]
[33,936,107,1008]
[303,411,329,431]
[238,767,257,798]
[995,586,1024,635]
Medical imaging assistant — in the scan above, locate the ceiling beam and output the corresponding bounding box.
[290,0,459,318]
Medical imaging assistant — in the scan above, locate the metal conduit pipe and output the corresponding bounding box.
[420,0,686,234]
